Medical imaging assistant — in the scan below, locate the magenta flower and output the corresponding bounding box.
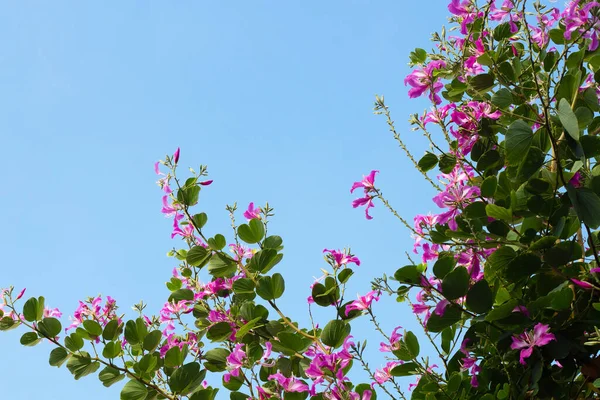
[171,214,195,239]
[562,1,600,51]
[350,170,378,193]
[268,372,309,393]
[511,323,556,365]
[345,291,380,316]
[569,171,584,188]
[224,343,246,383]
[323,249,360,268]
[243,202,261,220]
[43,307,62,318]
[373,361,401,385]
[379,326,403,352]
[404,60,446,105]
[161,196,178,217]
[15,288,26,300]
[351,170,379,220]
[173,147,180,164]
[572,279,594,290]
[432,183,480,230]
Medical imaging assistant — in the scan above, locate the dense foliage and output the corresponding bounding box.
[3,0,600,399]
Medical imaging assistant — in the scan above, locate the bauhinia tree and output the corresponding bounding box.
[3,0,600,399]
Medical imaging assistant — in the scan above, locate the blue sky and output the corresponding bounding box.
[0,2,449,398]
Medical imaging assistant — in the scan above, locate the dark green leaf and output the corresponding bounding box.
[208,253,237,278]
[237,219,265,244]
[442,267,470,300]
[256,273,285,300]
[394,265,422,285]
[466,280,493,314]
[439,154,457,174]
[207,322,232,342]
[405,331,420,359]
[426,305,461,332]
[20,332,40,346]
[481,176,498,198]
[23,297,44,322]
[390,362,419,376]
[187,246,211,267]
[470,73,495,92]
[486,204,512,222]
[99,366,124,388]
[207,234,226,251]
[321,320,351,348]
[192,213,208,229]
[433,256,455,279]
[418,152,438,172]
[568,186,600,229]
[491,88,513,108]
[37,318,62,338]
[505,120,533,165]
[49,347,69,367]
[558,98,580,141]
[83,320,103,337]
[143,330,163,352]
[67,352,100,380]
[121,379,148,400]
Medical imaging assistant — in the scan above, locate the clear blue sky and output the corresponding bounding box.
[0,2,448,398]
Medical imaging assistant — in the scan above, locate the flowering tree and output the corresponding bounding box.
[3,0,600,399]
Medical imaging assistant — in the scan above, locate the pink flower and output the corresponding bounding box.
[511,323,556,365]
[379,326,403,352]
[351,170,379,220]
[404,61,447,105]
[562,1,600,51]
[345,291,380,316]
[569,171,584,188]
[243,202,261,220]
[161,196,178,217]
[323,249,360,268]
[15,288,26,300]
[432,183,480,230]
[268,372,309,393]
[173,147,180,164]
[43,307,62,318]
[224,343,246,382]
[373,361,401,385]
[572,279,594,290]
[350,170,378,193]
[171,214,195,239]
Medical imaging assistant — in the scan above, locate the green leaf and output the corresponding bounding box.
[390,362,419,376]
[481,176,498,198]
[0,316,17,331]
[99,366,124,388]
[338,268,354,284]
[466,279,493,314]
[321,320,351,348]
[426,305,461,332]
[232,278,255,294]
[102,320,121,341]
[256,273,285,300]
[124,320,140,345]
[102,341,122,359]
[37,318,62,338]
[187,246,211,267]
[494,22,513,40]
[558,98,580,141]
[248,249,282,273]
[83,320,103,337]
[20,332,41,346]
[237,219,265,244]
[263,235,283,249]
[439,154,457,174]
[23,297,44,322]
[207,234,226,251]
[486,299,518,321]
[470,73,495,92]
[491,88,513,108]
[169,362,206,395]
[67,352,100,380]
[433,256,455,279]
[234,317,262,340]
[207,322,233,342]
[567,186,600,229]
[394,265,422,285]
[168,288,194,303]
[65,333,84,351]
[486,204,512,222]
[208,253,237,278]
[143,330,163,352]
[192,213,208,229]
[177,186,201,206]
[505,120,533,165]
[121,379,148,400]
[165,346,185,368]
[203,348,229,372]
[581,135,600,158]
[49,347,69,367]
[404,331,420,359]
[442,267,470,300]
[418,152,438,172]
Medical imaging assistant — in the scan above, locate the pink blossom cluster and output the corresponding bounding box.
[65,295,118,332]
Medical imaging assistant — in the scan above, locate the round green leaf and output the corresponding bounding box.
[321,320,350,348]
[38,317,62,338]
[20,331,41,346]
[49,347,69,367]
[442,266,470,300]
[466,279,493,314]
[120,379,148,400]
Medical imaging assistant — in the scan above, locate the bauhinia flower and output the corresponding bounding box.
[345,291,380,316]
[243,202,262,220]
[404,60,447,105]
[322,248,360,268]
[351,170,379,220]
[379,326,402,352]
[268,372,309,393]
[224,343,247,382]
[372,361,402,385]
[511,323,556,365]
